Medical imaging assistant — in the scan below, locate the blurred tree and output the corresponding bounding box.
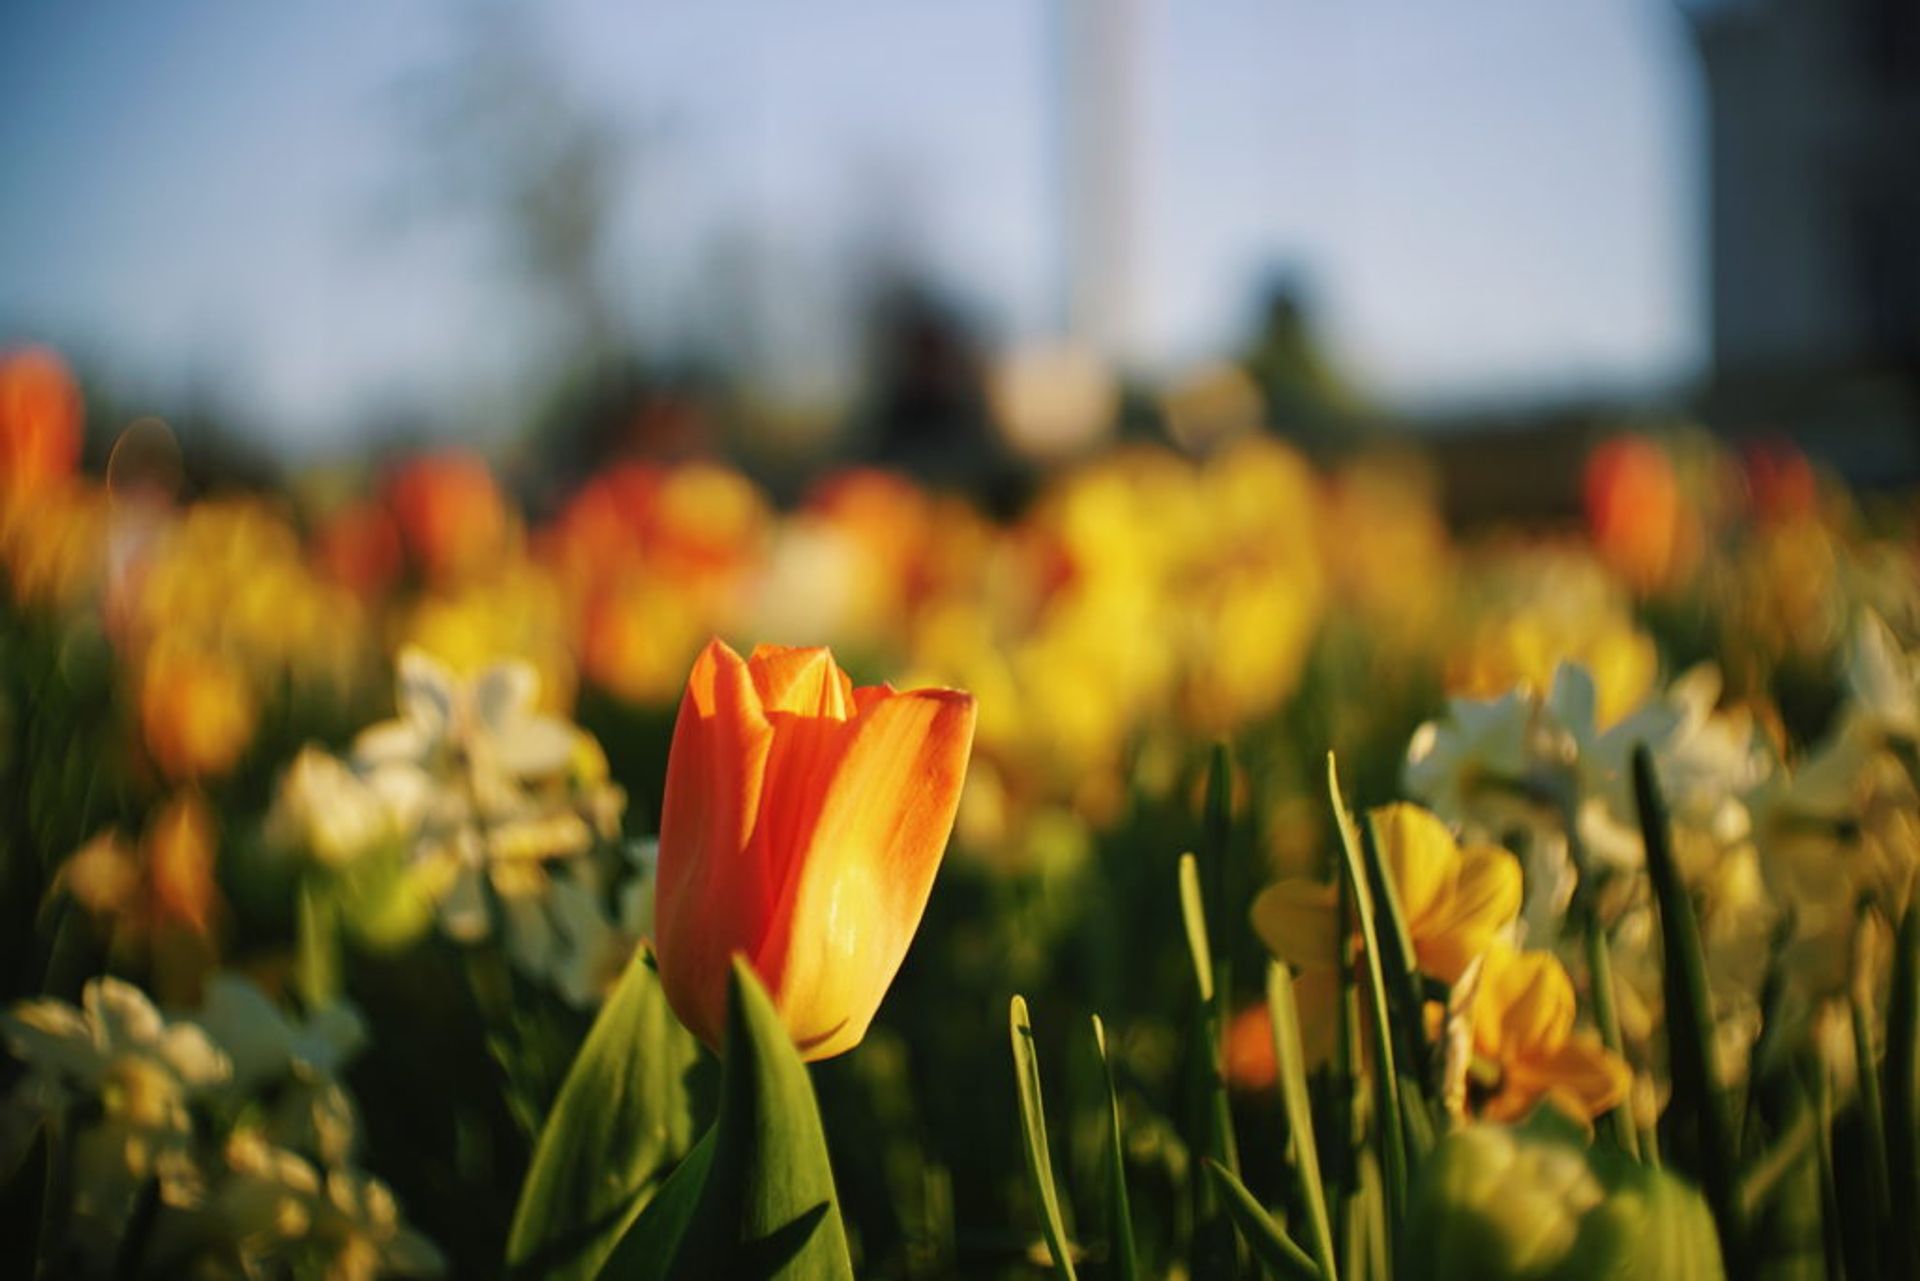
[387,1,633,364]
[1240,275,1365,438]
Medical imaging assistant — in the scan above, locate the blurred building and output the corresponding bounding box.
[1689,0,1920,384]
[1057,0,1141,363]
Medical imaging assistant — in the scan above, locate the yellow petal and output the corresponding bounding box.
[1250,879,1343,971]
[1371,803,1458,926]
[1508,1033,1633,1123]
[759,686,977,1060]
[1417,841,1523,984]
[1474,947,1576,1062]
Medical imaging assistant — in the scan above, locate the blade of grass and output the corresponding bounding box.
[1091,1016,1139,1281]
[1267,962,1339,1281]
[1203,1159,1322,1281]
[1849,906,1892,1230]
[1010,996,1078,1280]
[1886,895,1920,1275]
[1631,745,1745,1273]
[1358,812,1435,1168]
[1179,852,1242,1176]
[1737,1105,1817,1222]
[1327,754,1406,1232]
[1558,789,1640,1160]
[1179,850,1243,1276]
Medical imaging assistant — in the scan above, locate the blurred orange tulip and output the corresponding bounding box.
[654,639,975,1060]
[1582,435,1688,595]
[0,346,82,500]
[384,452,508,584]
[313,498,402,600]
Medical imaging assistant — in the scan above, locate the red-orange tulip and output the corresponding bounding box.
[655,639,976,1060]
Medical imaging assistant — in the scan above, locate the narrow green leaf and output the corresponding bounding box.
[1204,741,1236,1042]
[1010,996,1078,1280]
[293,878,339,1009]
[1737,1105,1816,1221]
[1886,895,1920,1275]
[1356,811,1419,1008]
[1632,745,1746,1273]
[1179,850,1242,1276]
[1849,914,1892,1223]
[1559,788,1640,1159]
[665,958,853,1280]
[506,948,702,1281]
[1359,811,1436,1166]
[1179,852,1215,1006]
[1326,754,1406,1231]
[1092,1016,1139,1281]
[1267,962,1338,1281]
[1203,1159,1321,1281]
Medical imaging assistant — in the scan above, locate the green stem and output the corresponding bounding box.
[1557,787,1638,1159]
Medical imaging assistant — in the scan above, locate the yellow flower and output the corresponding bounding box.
[1252,803,1522,987]
[1251,803,1522,1067]
[1470,945,1631,1124]
[140,641,257,782]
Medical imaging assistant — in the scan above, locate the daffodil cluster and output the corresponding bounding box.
[0,975,440,1280]
[271,649,645,1007]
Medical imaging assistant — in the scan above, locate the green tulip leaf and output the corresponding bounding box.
[506,947,701,1281]
[662,957,853,1280]
[597,1130,716,1281]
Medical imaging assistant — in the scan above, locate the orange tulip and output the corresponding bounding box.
[655,639,976,1060]
[383,451,508,585]
[0,346,83,502]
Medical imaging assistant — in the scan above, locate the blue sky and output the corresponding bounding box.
[0,1,1704,448]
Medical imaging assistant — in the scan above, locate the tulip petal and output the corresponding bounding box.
[1249,879,1343,972]
[655,639,777,1050]
[747,644,854,718]
[757,687,976,1060]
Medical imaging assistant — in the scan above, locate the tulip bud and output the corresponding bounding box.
[1573,1160,1724,1280]
[1403,1114,1724,1281]
[654,640,975,1060]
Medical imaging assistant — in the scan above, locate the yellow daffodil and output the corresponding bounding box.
[1469,945,1631,1124]
[1252,803,1522,987]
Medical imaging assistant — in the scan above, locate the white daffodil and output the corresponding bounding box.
[310,1163,447,1281]
[1547,661,1770,878]
[353,649,577,812]
[2,978,230,1235]
[1405,688,1533,820]
[195,1129,444,1281]
[546,849,654,1009]
[267,748,405,869]
[1845,607,1920,744]
[347,649,627,975]
[194,974,365,1097]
